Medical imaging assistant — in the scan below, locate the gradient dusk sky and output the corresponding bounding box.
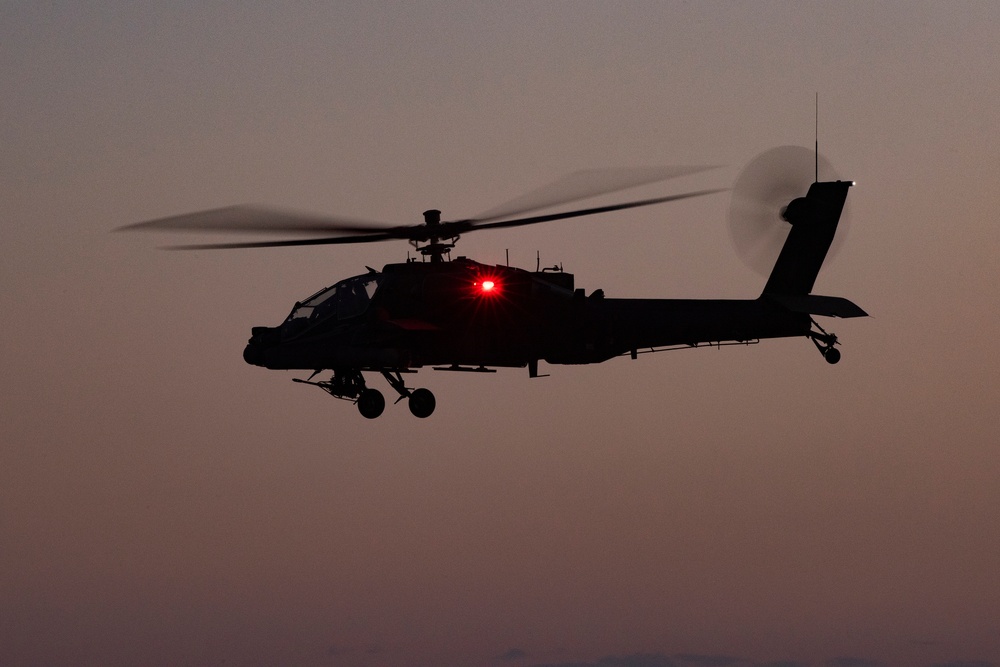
[3,3,999,666]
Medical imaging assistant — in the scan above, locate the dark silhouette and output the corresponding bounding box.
[119,154,865,419]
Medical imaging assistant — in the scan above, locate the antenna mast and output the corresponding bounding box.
[815,92,819,183]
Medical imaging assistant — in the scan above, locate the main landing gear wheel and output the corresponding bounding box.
[357,388,385,419]
[408,388,436,418]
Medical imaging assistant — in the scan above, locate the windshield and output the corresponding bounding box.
[286,272,381,324]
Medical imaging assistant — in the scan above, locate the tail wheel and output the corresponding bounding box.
[357,388,385,419]
[408,388,436,418]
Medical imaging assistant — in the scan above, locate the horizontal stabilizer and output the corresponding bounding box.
[765,293,868,318]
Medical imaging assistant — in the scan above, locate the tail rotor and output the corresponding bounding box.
[728,145,847,275]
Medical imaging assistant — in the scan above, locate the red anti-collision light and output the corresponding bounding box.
[474,278,500,295]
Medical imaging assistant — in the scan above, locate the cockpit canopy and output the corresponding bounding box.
[286,272,381,326]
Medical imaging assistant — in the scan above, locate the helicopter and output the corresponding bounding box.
[119,147,866,419]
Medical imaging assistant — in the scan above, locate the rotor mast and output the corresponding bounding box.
[417,209,458,262]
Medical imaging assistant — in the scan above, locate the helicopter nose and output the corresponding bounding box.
[244,326,280,366]
[243,340,264,366]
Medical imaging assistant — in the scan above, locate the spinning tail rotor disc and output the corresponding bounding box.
[728,145,847,275]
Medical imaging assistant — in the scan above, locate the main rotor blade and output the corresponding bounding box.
[472,165,721,223]
[164,232,401,250]
[162,189,724,249]
[117,205,399,235]
[468,188,727,232]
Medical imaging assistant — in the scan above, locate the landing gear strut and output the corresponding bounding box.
[293,369,435,418]
[382,371,436,418]
[808,318,841,364]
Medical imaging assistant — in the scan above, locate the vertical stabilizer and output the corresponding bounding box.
[762,180,851,296]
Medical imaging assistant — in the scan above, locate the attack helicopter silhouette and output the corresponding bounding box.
[119,147,866,419]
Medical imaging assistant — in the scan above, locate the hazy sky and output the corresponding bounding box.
[3,2,999,666]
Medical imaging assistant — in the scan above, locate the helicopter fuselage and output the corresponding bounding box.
[242,257,810,374]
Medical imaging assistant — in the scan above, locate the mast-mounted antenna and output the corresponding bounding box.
[815,92,819,183]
